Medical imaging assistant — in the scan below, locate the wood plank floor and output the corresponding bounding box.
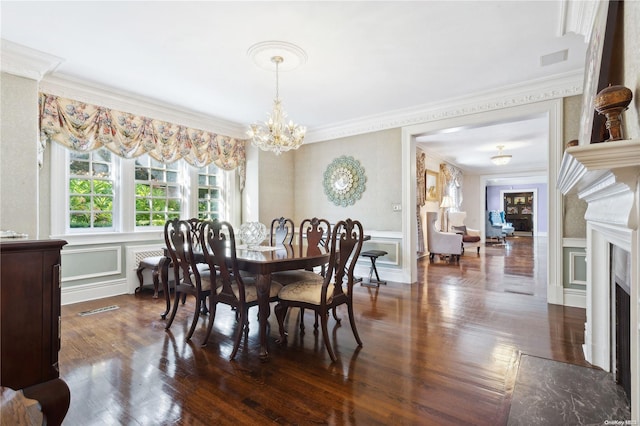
[58,236,587,425]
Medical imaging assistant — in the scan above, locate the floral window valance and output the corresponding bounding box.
[38,93,246,186]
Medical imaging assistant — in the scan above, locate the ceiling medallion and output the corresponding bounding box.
[323,156,367,207]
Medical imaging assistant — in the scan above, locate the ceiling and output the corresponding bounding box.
[1,1,587,173]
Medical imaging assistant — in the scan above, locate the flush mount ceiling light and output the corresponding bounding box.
[246,41,307,155]
[491,145,512,166]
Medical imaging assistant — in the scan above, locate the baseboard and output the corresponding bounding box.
[563,288,586,309]
[354,264,405,284]
[62,278,128,306]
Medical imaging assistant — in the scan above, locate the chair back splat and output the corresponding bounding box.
[270,217,295,245]
[299,217,331,255]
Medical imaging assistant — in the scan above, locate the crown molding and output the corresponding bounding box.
[39,73,248,139]
[1,39,64,81]
[305,70,584,143]
[561,0,599,40]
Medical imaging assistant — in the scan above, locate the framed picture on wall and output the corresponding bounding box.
[425,170,439,202]
[507,206,518,215]
[514,196,526,205]
[578,0,617,144]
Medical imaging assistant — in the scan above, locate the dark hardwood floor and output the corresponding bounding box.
[58,236,587,425]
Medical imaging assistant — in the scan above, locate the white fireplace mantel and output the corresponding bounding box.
[558,138,640,227]
[558,138,640,420]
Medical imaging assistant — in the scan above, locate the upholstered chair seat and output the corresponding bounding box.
[278,280,335,305]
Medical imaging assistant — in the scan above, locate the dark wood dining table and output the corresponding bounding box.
[158,243,330,360]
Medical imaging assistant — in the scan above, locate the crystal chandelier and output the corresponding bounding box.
[247,56,306,155]
[490,145,512,165]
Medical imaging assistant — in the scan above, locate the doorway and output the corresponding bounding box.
[501,189,538,236]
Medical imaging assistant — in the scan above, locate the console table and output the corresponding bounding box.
[0,239,70,425]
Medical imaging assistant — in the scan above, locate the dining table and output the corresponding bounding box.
[158,242,330,360]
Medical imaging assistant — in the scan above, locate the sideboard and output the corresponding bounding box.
[0,239,70,425]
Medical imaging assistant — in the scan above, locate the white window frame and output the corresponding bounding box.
[50,143,236,244]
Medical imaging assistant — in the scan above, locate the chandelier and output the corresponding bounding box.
[490,145,512,166]
[247,56,306,155]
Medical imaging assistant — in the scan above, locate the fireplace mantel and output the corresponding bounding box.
[558,138,640,227]
[558,137,640,419]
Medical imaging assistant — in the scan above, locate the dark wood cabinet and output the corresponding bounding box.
[1,239,70,425]
[504,192,534,233]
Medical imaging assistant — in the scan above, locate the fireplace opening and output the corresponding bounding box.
[612,245,631,401]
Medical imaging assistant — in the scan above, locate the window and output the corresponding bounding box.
[134,155,182,227]
[197,164,223,220]
[68,148,116,230]
[52,142,234,239]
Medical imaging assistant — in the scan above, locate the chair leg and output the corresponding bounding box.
[319,310,337,362]
[151,267,160,298]
[299,308,305,333]
[185,295,202,341]
[201,295,218,347]
[165,289,182,330]
[230,306,246,360]
[274,302,288,343]
[135,265,145,294]
[347,301,363,346]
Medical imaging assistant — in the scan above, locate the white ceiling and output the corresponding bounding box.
[1,1,587,173]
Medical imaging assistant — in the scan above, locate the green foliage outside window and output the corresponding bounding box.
[69,178,114,228]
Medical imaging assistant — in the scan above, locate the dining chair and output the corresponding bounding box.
[200,219,283,359]
[275,218,364,362]
[270,217,295,245]
[163,218,213,341]
[271,218,331,331]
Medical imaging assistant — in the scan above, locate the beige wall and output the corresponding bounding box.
[290,128,402,231]
[562,95,588,238]
[257,148,295,225]
[1,72,39,238]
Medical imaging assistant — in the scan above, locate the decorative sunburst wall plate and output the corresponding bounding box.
[323,156,366,207]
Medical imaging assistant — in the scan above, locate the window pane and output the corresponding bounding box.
[93,196,113,211]
[153,186,167,197]
[208,176,217,186]
[135,154,183,227]
[70,151,90,161]
[166,171,178,183]
[70,213,91,228]
[150,169,164,181]
[198,175,206,185]
[70,196,90,211]
[93,180,113,195]
[70,160,90,176]
[69,179,91,194]
[93,212,113,227]
[92,162,110,177]
[135,167,149,180]
[136,213,150,226]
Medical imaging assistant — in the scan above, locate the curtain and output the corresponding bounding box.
[38,93,247,190]
[439,163,463,210]
[416,150,426,254]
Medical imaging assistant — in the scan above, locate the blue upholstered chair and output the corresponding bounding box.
[486,211,515,242]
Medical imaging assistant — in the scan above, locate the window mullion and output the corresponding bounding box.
[120,157,135,232]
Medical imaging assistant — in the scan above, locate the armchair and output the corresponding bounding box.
[448,211,481,254]
[426,212,462,262]
[488,210,515,237]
